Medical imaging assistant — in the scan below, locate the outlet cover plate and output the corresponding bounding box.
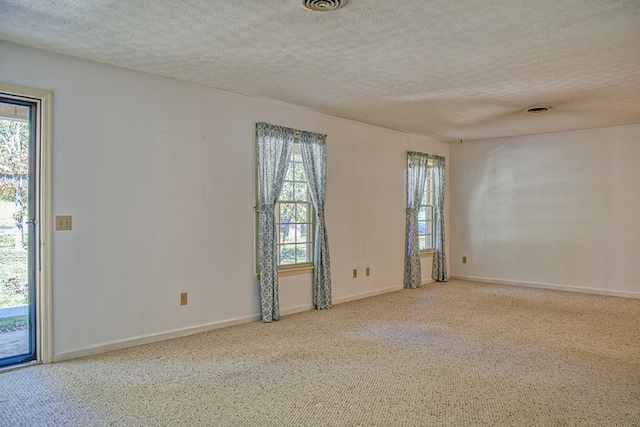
[56,215,72,231]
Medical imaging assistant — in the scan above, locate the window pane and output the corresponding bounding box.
[280,244,296,265]
[425,174,432,198]
[284,162,293,181]
[425,220,433,235]
[293,161,306,182]
[425,208,433,221]
[425,235,433,250]
[418,236,426,251]
[279,203,295,222]
[297,223,309,242]
[418,221,426,235]
[418,206,425,220]
[296,244,309,263]
[280,182,294,201]
[280,224,295,243]
[296,204,308,223]
[294,182,308,201]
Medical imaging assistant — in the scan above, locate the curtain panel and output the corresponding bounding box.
[255,122,294,322]
[299,131,332,309]
[404,151,429,289]
[431,155,448,282]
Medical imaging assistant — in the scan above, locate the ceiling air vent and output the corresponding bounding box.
[525,106,551,113]
[299,0,349,12]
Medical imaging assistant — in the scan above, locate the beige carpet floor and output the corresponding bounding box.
[1,279,639,426]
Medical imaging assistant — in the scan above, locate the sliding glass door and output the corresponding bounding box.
[0,97,37,367]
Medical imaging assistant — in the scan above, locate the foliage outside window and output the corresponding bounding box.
[0,118,28,246]
[418,160,435,251]
[0,114,29,308]
[276,142,313,266]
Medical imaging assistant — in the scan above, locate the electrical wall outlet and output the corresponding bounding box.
[353,269,357,278]
[56,215,72,231]
[180,292,188,305]
[366,267,370,276]
[462,256,467,264]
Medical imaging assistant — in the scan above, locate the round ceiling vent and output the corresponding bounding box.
[299,0,349,12]
[525,106,551,113]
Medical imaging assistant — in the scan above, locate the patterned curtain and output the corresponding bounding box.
[255,122,294,322]
[299,131,332,310]
[404,151,429,289]
[431,155,448,282]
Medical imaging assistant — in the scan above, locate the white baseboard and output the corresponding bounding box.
[280,304,314,316]
[450,275,640,299]
[333,285,403,305]
[284,284,415,315]
[53,313,261,362]
[333,280,435,306]
[54,282,433,362]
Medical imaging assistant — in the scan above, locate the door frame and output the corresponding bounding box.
[0,82,53,364]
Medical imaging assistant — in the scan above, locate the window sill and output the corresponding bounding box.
[278,264,314,277]
[420,250,435,258]
[255,263,314,279]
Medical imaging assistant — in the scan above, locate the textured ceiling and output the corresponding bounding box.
[1,0,639,142]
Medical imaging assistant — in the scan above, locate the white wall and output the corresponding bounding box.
[450,124,640,297]
[0,42,449,360]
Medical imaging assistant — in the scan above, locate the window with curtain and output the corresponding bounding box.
[404,151,447,289]
[255,122,332,321]
[276,141,314,267]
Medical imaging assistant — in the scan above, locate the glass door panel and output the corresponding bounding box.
[0,98,36,367]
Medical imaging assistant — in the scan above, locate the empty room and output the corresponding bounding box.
[0,0,639,425]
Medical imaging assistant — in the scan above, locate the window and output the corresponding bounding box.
[418,159,435,251]
[276,142,313,266]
